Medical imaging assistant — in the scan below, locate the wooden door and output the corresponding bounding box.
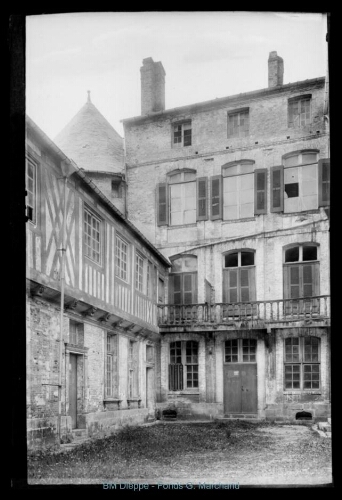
[224,363,257,415]
[69,354,77,428]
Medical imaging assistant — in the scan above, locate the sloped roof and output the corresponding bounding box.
[54,96,124,173]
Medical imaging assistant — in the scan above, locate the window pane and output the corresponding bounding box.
[241,251,254,266]
[225,252,238,268]
[303,246,317,261]
[285,247,299,263]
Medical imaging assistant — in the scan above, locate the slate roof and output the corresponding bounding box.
[54,95,124,174]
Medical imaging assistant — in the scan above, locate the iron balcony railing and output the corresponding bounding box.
[157,295,330,326]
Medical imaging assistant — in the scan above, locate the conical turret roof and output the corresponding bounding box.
[54,93,124,174]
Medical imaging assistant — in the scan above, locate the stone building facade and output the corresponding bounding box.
[122,53,330,421]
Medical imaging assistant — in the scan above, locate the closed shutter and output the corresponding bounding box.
[183,274,193,305]
[240,268,250,302]
[270,166,284,212]
[210,175,222,220]
[289,265,300,299]
[197,177,208,221]
[157,183,168,225]
[254,169,267,214]
[318,159,330,207]
[228,269,239,303]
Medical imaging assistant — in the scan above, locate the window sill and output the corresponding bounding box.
[104,398,122,403]
[168,391,199,395]
[221,217,256,224]
[168,223,198,229]
[283,391,321,395]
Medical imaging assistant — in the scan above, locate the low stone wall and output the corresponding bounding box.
[156,400,223,420]
[27,416,73,450]
[86,408,150,438]
[265,402,331,422]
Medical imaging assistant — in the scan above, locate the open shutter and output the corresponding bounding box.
[318,159,330,207]
[157,183,169,226]
[169,274,182,305]
[197,177,208,221]
[270,166,284,212]
[240,268,250,302]
[254,169,267,214]
[210,175,222,220]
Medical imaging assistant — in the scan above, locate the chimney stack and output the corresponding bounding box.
[268,51,284,88]
[140,57,166,115]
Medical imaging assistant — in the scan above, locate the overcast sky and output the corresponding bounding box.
[26,12,328,139]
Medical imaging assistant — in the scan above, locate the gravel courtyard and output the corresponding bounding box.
[28,421,332,486]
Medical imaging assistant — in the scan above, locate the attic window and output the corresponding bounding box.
[172,121,192,148]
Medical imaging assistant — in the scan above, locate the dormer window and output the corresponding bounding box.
[172,121,192,147]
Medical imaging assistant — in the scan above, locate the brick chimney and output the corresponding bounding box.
[268,51,284,88]
[140,57,166,115]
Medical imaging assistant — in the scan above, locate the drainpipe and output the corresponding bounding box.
[57,160,77,443]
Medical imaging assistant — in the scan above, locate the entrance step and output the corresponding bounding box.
[222,414,259,420]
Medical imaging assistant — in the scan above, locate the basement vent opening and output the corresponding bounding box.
[296,411,312,421]
[162,409,177,420]
[226,147,229,149]
[316,131,320,134]
[287,136,290,139]
[255,141,258,144]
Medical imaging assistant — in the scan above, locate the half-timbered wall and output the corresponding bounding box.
[26,133,166,332]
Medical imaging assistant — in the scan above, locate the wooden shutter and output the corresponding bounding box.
[318,159,330,207]
[270,166,284,212]
[254,169,267,214]
[183,273,197,304]
[157,183,168,225]
[197,177,208,221]
[210,175,222,220]
[169,274,182,305]
[228,269,239,303]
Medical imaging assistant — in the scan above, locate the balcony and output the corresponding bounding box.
[157,295,330,330]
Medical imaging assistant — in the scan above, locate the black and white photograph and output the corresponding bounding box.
[18,11,332,487]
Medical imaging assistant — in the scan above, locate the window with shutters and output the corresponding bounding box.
[115,235,129,282]
[227,108,249,138]
[283,244,320,314]
[223,250,256,316]
[284,337,320,390]
[225,339,257,363]
[222,161,257,220]
[26,156,37,224]
[106,334,118,398]
[84,208,102,264]
[172,121,192,147]
[169,341,199,391]
[271,150,323,213]
[288,95,311,128]
[158,277,165,303]
[169,255,198,305]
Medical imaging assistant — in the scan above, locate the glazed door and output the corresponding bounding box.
[69,354,77,428]
[224,364,257,415]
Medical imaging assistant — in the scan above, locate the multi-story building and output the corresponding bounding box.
[26,115,170,449]
[122,53,330,421]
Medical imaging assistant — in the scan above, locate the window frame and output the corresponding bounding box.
[284,336,321,391]
[222,249,256,305]
[283,243,320,303]
[26,156,37,225]
[169,340,199,391]
[288,95,312,128]
[128,340,139,399]
[227,108,250,138]
[84,206,103,266]
[69,320,84,347]
[172,121,192,148]
[224,338,257,363]
[115,234,129,283]
[222,160,255,220]
[135,251,144,293]
[106,333,118,399]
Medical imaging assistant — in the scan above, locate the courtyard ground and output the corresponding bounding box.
[28,420,332,486]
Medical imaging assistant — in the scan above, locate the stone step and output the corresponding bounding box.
[318,422,331,432]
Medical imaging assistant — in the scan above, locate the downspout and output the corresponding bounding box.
[57,160,77,443]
